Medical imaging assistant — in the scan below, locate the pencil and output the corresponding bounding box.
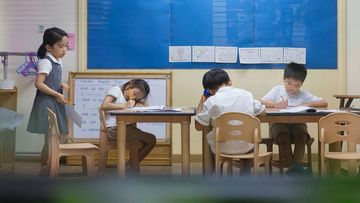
[281,96,285,101]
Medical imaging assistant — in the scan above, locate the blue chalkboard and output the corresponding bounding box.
[88,0,337,69]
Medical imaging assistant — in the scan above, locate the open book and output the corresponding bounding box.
[130,105,181,112]
[278,106,342,113]
[279,106,316,113]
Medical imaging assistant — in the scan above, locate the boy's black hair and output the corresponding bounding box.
[202,68,230,90]
[284,62,307,82]
[121,79,150,101]
[37,27,68,59]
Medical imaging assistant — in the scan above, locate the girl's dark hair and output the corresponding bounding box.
[202,68,230,89]
[284,62,307,82]
[37,27,67,59]
[121,79,150,100]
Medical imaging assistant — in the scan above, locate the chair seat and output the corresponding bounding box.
[60,143,99,150]
[221,152,272,159]
[325,152,360,160]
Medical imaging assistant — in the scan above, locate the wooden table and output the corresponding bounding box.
[334,95,360,108]
[110,109,196,177]
[201,108,332,176]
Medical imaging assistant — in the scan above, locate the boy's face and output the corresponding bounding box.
[284,78,303,95]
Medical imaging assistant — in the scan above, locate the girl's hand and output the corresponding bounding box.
[55,94,67,105]
[61,83,69,92]
[135,102,144,107]
[126,100,136,108]
[275,99,288,108]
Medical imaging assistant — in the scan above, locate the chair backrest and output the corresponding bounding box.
[214,112,261,144]
[47,108,60,151]
[99,108,107,133]
[98,107,111,145]
[319,112,360,151]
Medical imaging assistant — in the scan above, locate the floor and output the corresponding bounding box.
[12,160,319,178]
[4,161,359,203]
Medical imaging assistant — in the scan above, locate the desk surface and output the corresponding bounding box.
[263,108,330,116]
[334,95,360,99]
[110,109,196,116]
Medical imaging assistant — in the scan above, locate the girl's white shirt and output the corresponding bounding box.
[105,86,127,128]
[37,52,63,75]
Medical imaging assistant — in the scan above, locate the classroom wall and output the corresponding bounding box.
[0,0,357,156]
[346,0,360,104]
[0,0,78,154]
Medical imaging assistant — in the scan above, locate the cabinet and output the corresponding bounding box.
[0,87,17,175]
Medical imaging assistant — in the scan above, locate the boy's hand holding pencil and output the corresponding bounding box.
[275,96,288,108]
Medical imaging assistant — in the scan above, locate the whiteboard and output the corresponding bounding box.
[68,72,171,142]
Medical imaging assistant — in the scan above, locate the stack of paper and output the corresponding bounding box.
[279,106,313,113]
[131,105,181,112]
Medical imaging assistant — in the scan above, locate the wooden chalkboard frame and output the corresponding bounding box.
[68,71,172,143]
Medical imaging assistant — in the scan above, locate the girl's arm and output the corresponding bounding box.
[302,100,328,108]
[100,95,135,111]
[61,83,69,92]
[35,73,66,104]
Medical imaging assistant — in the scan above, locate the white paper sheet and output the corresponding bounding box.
[65,104,82,127]
[284,47,306,64]
[0,107,24,131]
[130,105,181,112]
[215,46,238,63]
[279,106,312,113]
[260,47,284,64]
[192,46,215,62]
[169,46,192,62]
[131,105,166,111]
[239,48,261,64]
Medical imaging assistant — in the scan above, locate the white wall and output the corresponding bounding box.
[346,0,360,101]
[0,0,357,155]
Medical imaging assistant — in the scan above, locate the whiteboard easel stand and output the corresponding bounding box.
[0,52,37,80]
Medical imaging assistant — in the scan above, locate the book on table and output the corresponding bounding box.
[130,105,182,112]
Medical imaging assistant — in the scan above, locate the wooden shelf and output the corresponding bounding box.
[0,88,17,175]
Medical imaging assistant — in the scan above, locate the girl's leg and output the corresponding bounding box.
[137,131,156,161]
[126,125,156,162]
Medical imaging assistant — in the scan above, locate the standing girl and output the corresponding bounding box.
[27,27,69,175]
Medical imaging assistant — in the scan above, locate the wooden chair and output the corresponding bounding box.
[98,108,144,175]
[47,108,98,178]
[319,112,360,176]
[262,137,314,174]
[214,112,272,176]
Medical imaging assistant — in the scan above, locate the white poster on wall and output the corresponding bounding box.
[192,46,215,62]
[260,47,284,64]
[284,47,306,64]
[215,46,238,63]
[169,46,191,62]
[239,48,261,64]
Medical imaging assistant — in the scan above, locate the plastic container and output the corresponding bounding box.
[0,80,15,89]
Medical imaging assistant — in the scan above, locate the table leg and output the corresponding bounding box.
[339,98,345,109]
[202,127,213,176]
[181,121,190,176]
[117,121,126,176]
[345,98,354,108]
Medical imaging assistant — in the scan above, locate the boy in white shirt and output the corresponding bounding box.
[261,62,327,173]
[195,69,265,174]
